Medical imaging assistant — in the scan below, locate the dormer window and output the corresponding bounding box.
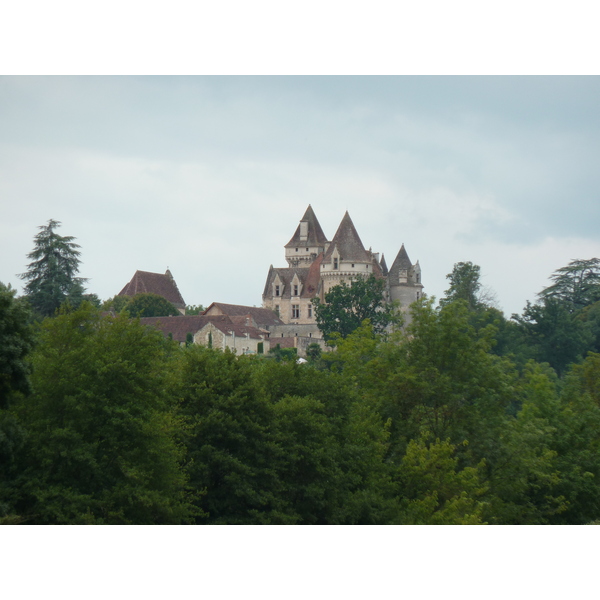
[275,285,280,297]
[293,284,299,296]
[333,257,339,270]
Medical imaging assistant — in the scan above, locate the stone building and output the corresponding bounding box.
[262,205,423,332]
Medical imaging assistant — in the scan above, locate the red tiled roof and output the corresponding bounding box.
[203,302,283,327]
[139,315,229,343]
[119,270,186,309]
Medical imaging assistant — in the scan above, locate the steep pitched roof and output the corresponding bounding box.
[379,253,389,276]
[323,211,370,263]
[203,302,284,327]
[285,205,329,248]
[388,244,413,280]
[302,252,323,297]
[118,270,186,309]
[261,267,312,300]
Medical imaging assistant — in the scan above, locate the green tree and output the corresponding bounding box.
[11,303,196,524]
[538,258,600,311]
[185,304,205,315]
[440,261,484,310]
[394,436,489,524]
[0,283,35,409]
[101,295,131,313]
[176,346,284,523]
[0,282,35,523]
[312,275,400,342]
[124,293,179,318]
[19,220,88,317]
[513,298,593,376]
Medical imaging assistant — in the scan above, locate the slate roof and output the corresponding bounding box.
[285,205,329,248]
[203,302,284,327]
[388,244,414,282]
[139,314,267,342]
[261,267,315,300]
[323,211,370,263]
[379,253,389,276]
[118,270,186,309]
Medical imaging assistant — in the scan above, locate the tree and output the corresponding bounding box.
[513,298,593,376]
[539,258,600,311]
[11,303,196,524]
[312,275,400,341]
[0,282,35,523]
[0,283,35,409]
[440,261,484,310]
[124,293,179,318]
[185,304,205,315]
[19,220,88,317]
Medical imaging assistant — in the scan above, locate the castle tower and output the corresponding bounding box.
[320,211,382,296]
[387,244,424,314]
[285,205,329,268]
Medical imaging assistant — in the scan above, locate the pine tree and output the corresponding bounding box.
[19,220,87,317]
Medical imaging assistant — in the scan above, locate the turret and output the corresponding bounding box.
[285,205,329,267]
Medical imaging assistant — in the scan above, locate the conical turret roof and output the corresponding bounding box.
[379,253,389,276]
[323,211,370,263]
[388,244,413,279]
[285,205,329,248]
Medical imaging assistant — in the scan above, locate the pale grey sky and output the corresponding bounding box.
[2,76,600,316]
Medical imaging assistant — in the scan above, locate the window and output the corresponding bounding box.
[295,248,299,252]
[292,305,300,319]
[275,304,280,316]
[293,284,299,296]
[307,305,312,318]
[275,285,280,297]
[333,257,338,270]
[306,248,309,251]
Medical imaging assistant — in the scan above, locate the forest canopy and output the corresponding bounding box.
[4,221,600,524]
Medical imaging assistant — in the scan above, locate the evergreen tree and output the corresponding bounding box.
[538,258,600,311]
[19,220,88,317]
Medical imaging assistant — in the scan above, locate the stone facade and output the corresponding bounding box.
[262,205,423,330]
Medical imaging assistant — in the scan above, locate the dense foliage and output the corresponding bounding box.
[5,236,600,524]
[312,275,400,341]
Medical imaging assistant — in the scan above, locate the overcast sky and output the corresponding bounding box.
[1,76,599,316]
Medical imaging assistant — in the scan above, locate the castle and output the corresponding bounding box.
[262,205,423,339]
[117,205,423,355]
